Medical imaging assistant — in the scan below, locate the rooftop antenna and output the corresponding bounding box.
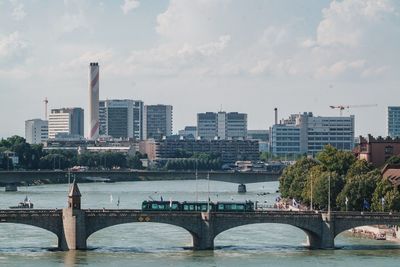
[44,97,48,120]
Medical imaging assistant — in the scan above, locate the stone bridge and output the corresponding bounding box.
[0,182,399,250]
[0,170,281,186]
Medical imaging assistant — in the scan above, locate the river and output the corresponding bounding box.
[0,180,399,267]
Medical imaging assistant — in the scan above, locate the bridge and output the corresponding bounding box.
[0,182,399,251]
[0,170,281,186]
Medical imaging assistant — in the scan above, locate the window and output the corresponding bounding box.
[385,146,394,154]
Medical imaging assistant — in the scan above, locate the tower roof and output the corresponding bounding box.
[68,180,81,197]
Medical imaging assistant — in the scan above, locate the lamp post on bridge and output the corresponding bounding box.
[328,173,331,216]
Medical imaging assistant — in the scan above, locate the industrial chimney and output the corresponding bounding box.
[274,107,278,125]
[88,62,99,140]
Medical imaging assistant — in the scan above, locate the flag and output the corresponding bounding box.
[345,197,349,206]
[292,198,299,208]
[117,197,120,208]
[381,197,385,209]
[169,198,172,208]
[363,198,370,210]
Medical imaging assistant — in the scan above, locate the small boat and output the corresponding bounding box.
[9,196,34,209]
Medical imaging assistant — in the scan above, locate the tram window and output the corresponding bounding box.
[142,204,147,209]
[237,205,244,210]
[183,205,189,211]
[231,204,237,210]
[189,205,194,211]
[218,204,224,210]
[151,204,158,209]
[159,204,165,209]
[202,205,207,211]
[172,204,178,209]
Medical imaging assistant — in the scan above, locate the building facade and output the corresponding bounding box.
[270,112,355,157]
[247,130,269,152]
[388,106,400,138]
[99,99,144,140]
[25,119,48,144]
[178,126,197,138]
[140,139,259,163]
[197,111,247,140]
[48,108,84,139]
[356,135,400,167]
[144,105,173,140]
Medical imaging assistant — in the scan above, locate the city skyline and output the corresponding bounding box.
[0,0,399,138]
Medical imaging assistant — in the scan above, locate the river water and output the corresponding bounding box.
[0,180,399,267]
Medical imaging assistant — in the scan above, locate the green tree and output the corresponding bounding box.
[385,155,400,165]
[316,145,356,175]
[279,157,318,199]
[371,178,400,212]
[312,171,342,210]
[336,170,380,211]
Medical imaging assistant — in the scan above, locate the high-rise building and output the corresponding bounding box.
[99,99,144,140]
[197,111,247,140]
[88,62,99,140]
[144,105,173,140]
[388,106,400,138]
[270,112,355,157]
[48,108,84,139]
[25,119,48,144]
[248,130,269,152]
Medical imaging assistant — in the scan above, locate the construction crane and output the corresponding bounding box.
[329,104,377,116]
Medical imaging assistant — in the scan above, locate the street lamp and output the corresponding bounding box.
[328,173,331,215]
[310,173,313,211]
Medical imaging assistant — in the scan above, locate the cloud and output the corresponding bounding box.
[11,1,26,21]
[0,31,29,67]
[121,0,140,15]
[316,0,396,47]
[59,12,88,32]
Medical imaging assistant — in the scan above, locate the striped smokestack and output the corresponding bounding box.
[88,62,99,140]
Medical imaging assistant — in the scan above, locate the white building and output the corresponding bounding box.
[48,108,84,139]
[25,119,48,144]
[197,111,247,140]
[99,99,144,140]
[270,112,355,157]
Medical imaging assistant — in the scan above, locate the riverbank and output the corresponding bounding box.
[348,225,400,243]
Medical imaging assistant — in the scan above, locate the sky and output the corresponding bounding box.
[0,0,399,138]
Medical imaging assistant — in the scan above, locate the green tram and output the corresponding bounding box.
[142,200,255,212]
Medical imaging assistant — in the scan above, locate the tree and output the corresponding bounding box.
[371,178,400,212]
[385,155,400,165]
[311,171,342,210]
[316,145,356,176]
[279,157,318,199]
[336,170,380,211]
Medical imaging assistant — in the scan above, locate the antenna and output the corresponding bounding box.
[44,97,48,120]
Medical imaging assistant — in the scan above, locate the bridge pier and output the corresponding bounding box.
[191,212,215,250]
[59,180,87,251]
[319,213,335,249]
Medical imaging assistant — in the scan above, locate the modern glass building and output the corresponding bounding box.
[388,106,400,138]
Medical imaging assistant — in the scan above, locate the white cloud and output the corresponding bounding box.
[59,12,88,32]
[121,0,140,15]
[0,31,28,66]
[316,0,395,47]
[11,1,26,21]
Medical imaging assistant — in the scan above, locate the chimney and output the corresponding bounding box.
[274,108,278,125]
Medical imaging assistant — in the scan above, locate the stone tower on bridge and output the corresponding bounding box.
[60,180,87,250]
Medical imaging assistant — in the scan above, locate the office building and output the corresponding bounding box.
[248,130,269,152]
[270,112,355,157]
[388,106,400,138]
[144,105,173,140]
[197,111,247,140]
[99,99,144,140]
[25,119,48,144]
[48,108,84,139]
[140,138,259,163]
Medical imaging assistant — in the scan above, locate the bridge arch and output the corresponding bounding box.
[214,222,321,249]
[86,221,197,249]
[0,222,59,248]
